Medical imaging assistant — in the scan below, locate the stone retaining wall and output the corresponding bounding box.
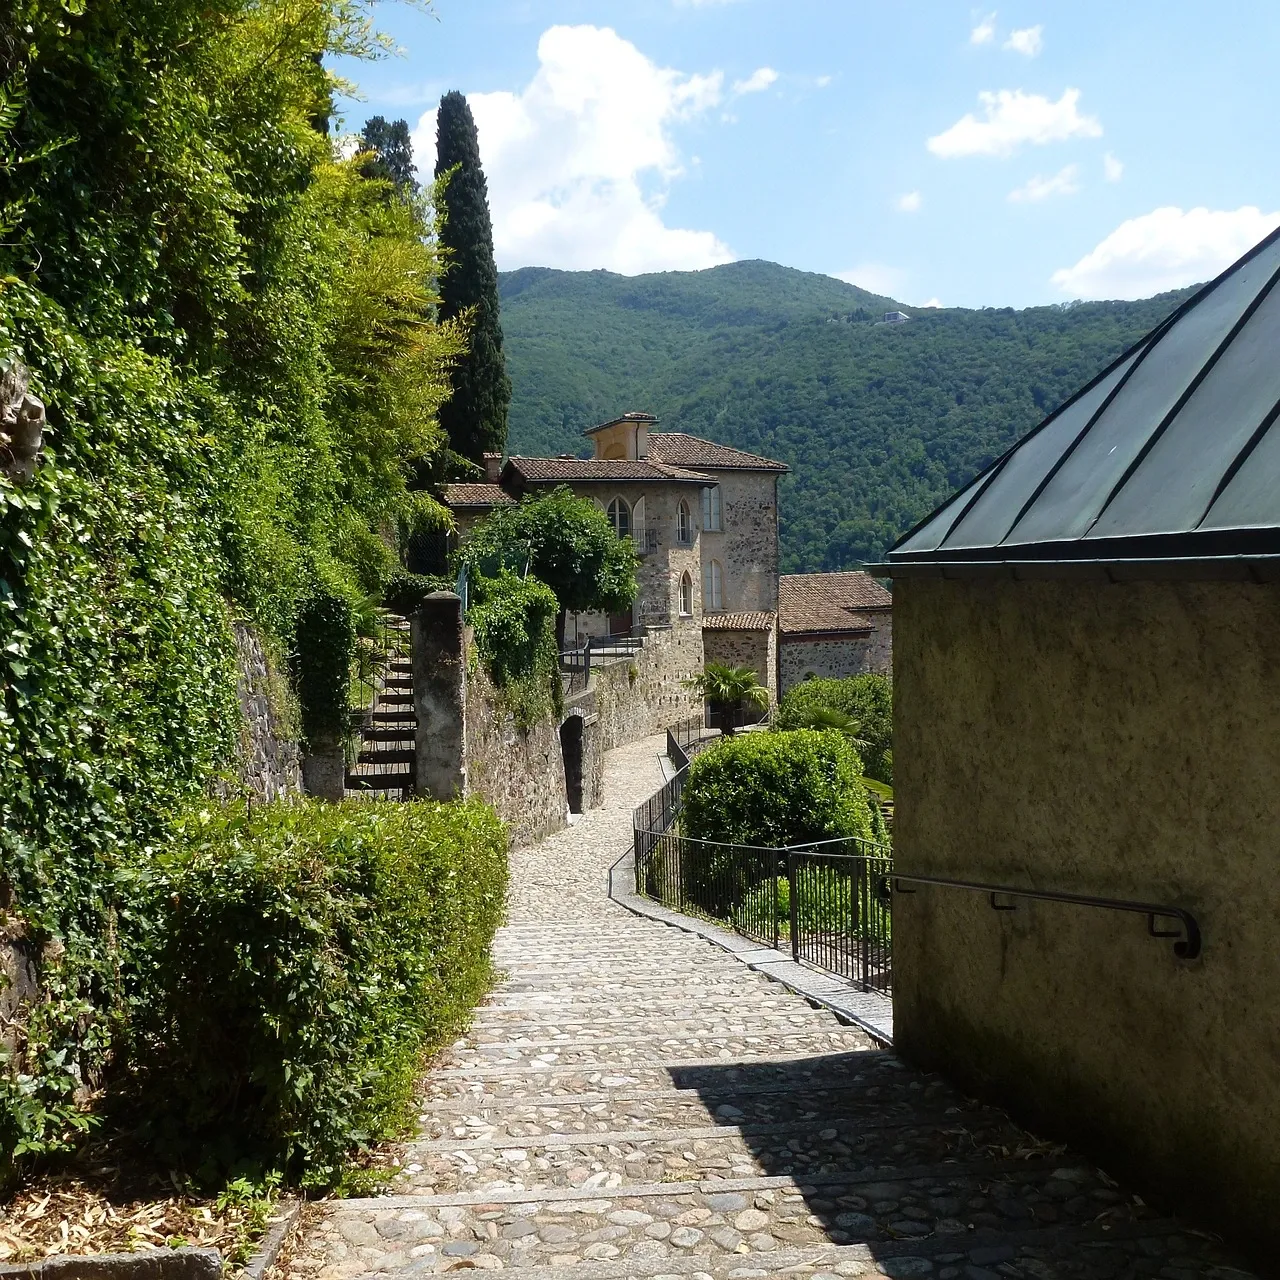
[227,622,302,800]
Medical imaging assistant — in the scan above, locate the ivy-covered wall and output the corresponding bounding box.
[0,0,461,1166]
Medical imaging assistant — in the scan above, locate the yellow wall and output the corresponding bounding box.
[893,575,1280,1254]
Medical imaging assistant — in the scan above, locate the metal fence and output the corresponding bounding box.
[634,819,893,991]
[560,629,645,694]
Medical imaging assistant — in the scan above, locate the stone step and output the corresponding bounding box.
[355,748,416,767]
[345,771,415,792]
[463,1012,850,1046]
[291,1213,1231,1280]
[390,1112,1036,1196]
[416,1078,970,1141]
[296,1169,1213,1278]
[369,710,417,723]
[361,727,417,742]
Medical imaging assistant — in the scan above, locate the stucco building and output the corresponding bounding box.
[877,226,1280,1255]
[777,571,892,694]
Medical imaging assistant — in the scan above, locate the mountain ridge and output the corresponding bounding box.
[498,260,1193,570]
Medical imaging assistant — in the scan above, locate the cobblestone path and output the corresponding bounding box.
[288,735,1256,1280]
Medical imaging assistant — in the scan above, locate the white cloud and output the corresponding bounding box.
[835,263,906,297]
[1008,163,1080,203]
[815,74,833,88]
[733,66,778,96]
[415,25,733,274]
[919,297,944,308]
[970,12,997,44]
[927,88,1102,159]
[1051,205,1280,299]
[1003,25,1043,56]
[1103,151,1124,183]
[895,191,923,213]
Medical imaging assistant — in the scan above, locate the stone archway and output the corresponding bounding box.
[559,715,584,815]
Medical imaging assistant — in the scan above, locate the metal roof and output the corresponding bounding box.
[885,226,1280,576]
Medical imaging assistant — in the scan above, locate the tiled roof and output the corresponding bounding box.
[442,483,514,507]
[503,456,708,484]
[584,410,658,435]
[702,611,776,631]
[778,572,891,634]
[646,432,788,473]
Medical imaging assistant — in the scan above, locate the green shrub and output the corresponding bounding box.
[116,796,507,1187]
[294,589,357,746]
[382,569,450,616]
[468,572,562,728]
[776,675,893,783]
[682,730,881,848]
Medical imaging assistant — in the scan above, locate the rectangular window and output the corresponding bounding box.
[704,560,723,612]
[701,486,721,532]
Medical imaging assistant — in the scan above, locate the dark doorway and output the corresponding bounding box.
[608,609,633,637]
[559,716,584,815]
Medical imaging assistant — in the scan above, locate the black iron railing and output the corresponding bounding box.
[791,844,893,990]
[633,827,894,990]
[892,873,1201,960]
[561,628,645,694]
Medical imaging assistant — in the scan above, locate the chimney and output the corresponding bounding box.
[482,452,502,483]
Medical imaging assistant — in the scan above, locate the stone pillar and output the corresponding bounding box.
[301,735,344,802]
[413,592,467,800]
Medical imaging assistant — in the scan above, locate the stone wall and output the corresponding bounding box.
[227,622,302,800]
[464,659,570,849]
[702,472,779,616]
[703,625,777,704]
[590,622,704,750]
[778,612,892,694]
[414,595,698,849]
[893,574,1280,1254]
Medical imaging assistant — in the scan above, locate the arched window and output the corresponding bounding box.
[677,500,692,545]
[680,572,693,617]
[704,559,723,612]
[607,496,631,538]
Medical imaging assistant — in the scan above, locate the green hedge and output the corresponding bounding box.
[116,796,508,1187]
[382,570,450,617]
[776,675,893,784]
[682,730,881,849]
[468,572,562,728]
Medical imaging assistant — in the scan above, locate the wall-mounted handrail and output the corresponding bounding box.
[892,873,1201,960]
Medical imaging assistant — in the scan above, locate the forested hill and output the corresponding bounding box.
[498,260,1193,571]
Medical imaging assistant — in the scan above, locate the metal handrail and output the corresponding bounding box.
[892,873,1201,960]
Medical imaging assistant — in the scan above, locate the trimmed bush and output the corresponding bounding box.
[382,570,450,616]
[682,730,880,849]
[116,796,508,1187]
[294,589,357,746]
[776,675,893,784]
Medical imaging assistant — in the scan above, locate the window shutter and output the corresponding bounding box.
[633,495,646,541]
[702,488,711,528]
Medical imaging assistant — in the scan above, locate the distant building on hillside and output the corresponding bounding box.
[777,571,892,694]
[881,311,910,324]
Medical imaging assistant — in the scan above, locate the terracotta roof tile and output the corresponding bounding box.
[504,456,708,484]
[442,483,514,507]
[778,572,891,634]
[702,611,776,631]
[646,432,788,473]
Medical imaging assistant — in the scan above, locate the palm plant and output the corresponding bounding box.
[684,661,770,735]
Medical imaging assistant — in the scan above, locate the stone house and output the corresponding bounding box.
[776,571,892,695]
[876,225,1280,1254]
[445,411,790,698]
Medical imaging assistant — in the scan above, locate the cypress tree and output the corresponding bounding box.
[435,91,511,462]
[359,116,418,193]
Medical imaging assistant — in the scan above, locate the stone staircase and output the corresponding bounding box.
[344,622,416,799]
[290,735,1256,1280]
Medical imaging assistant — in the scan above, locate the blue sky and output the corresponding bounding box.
[335,1,1280,308]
